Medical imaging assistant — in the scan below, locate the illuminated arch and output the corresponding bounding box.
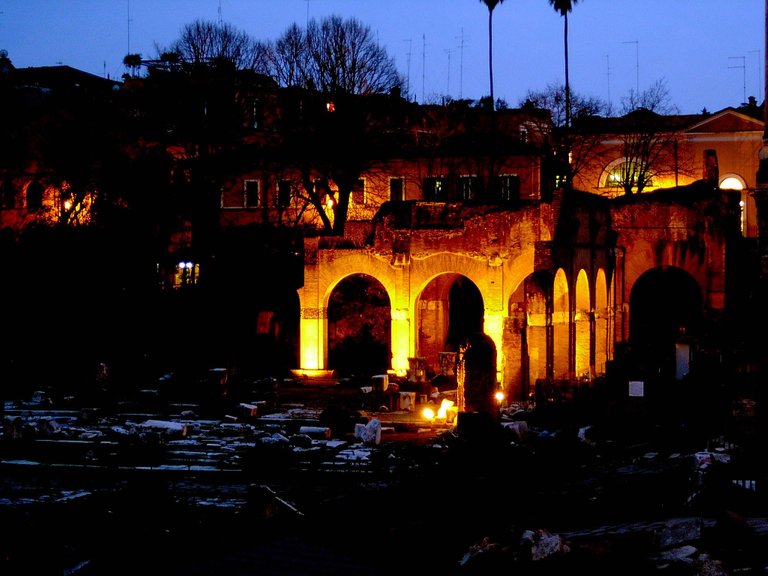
[719,173,745,190]
[599,157,629,189]
[574,269,590,379]
[719,173,752,236]
[415,273,483,378]
[553,268,569,380]
[327,273,391,376]
[594,268,610,375]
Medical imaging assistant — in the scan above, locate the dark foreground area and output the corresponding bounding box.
[2,376,768,575]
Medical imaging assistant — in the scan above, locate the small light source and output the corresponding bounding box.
[495,390,505,403]
[63,199,72,211]
[422,407,435,421]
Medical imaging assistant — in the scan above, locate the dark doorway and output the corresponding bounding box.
[327,274,391,377]
[629,266,702,380]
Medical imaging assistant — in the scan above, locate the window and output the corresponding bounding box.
[389,177,404,202]
[351,179,366,205]
[601,159,652,190]
[423,177,446,201]
[458,175,478,201]
[244,179,260,208]
[277,180,292,208]
[498,174,520,202]
[174,261,199,289]
[26,181,43,211]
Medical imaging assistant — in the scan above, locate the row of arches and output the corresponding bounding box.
[295,261,706,402]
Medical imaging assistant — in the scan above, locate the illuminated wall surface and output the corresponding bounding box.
[295,189,731,401]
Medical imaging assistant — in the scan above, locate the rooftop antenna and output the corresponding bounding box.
[305,0,310,27]
[218,0,223,25]
[404,38,412,101]
[422,33,427,103]
[444,48,452,96]
[605,54,612,107]
[750,49,762,101]
[126,0,132,55]
[729,55,747,104]
[622,40,639,93]
[456,28,466,99]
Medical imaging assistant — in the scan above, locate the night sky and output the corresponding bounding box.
[1,0,764,114]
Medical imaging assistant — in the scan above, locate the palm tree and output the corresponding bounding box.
[548,0,579,129]
[479,0,505,110]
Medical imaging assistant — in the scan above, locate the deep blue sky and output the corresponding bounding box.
[1,0,764,114]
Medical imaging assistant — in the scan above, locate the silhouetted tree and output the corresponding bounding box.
[256,16,404,96]
[614,79,682,194]
[522,83,610,187]
[161,19,260,70]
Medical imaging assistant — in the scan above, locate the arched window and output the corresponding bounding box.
[720,174,750,237]
[599,157,652,193]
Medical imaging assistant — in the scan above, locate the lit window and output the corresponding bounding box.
[720,177,743,190]
[174,261,199,289]
[424,177,446,201]
[602,161,652,190]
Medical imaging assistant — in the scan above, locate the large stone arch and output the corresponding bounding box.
[415,273,484,378]
[298,235,544,385]
[407,251,509,378]
[297,246,398,374]
[612,193,727,346]
[327,273,391,376]
[628,266,703,381]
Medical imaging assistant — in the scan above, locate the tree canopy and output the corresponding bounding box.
[255,16,404,96]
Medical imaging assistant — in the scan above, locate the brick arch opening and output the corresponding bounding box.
[629,266,702,381]
[505,271,551,402]
[327,273,391,377]
[416,273,484,379]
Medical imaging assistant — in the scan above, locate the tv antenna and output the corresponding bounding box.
[622,40,639,93]
[444,48,452,95]
[218,0,223,25]
[456,28,467,99]
[729,56,746,104]
[605,54,612,107]
[749,49,762,102]
[421,33,428,103]
[126,0,132,55]
[404,38,412,101]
